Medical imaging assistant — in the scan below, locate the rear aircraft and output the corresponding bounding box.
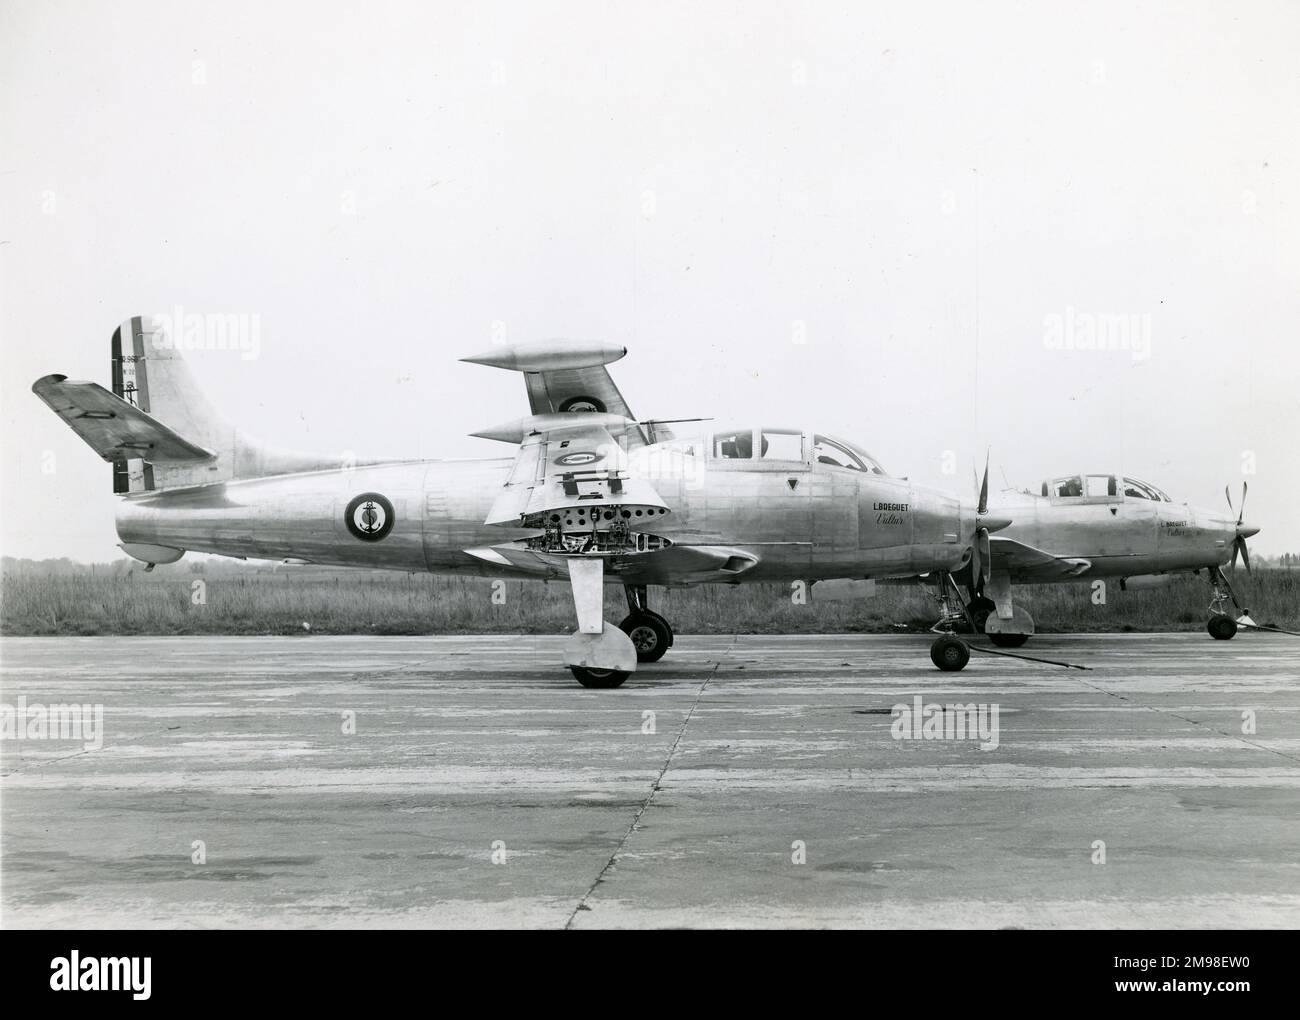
[953,471,1276,645]
[35,315,1016,685]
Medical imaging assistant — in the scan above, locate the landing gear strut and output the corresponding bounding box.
[927,572,972,671]
[618,585,674,663]
[564,558,636,689]
[1206,566,1248,640]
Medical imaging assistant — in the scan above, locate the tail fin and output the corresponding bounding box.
[35,315,345,493]
[110,315,235,491]
[112,317,233,453]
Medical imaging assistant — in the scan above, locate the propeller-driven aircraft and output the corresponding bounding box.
[956,473,1262,645]
[34,317,1014,686]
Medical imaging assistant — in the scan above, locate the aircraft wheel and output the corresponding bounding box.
[989,632,1029,648]
[1207,616,1238,641]
[647,609,674,646]
[619,612,671,663]
[930,635,970,671]
[570,666,631,689]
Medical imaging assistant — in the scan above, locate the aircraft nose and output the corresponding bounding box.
[1238,523,1260,539]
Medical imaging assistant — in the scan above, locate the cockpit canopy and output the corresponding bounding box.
[654,426,888,475]
[1039,474,1173,502]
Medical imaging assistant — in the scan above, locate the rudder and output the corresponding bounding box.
[110,316,236,492]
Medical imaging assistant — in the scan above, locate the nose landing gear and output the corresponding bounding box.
[926,573,1085,669]
[1206,566,1250,640]
[930,633,971,671]
[1207,615,1238,641]
[927,572,974,671]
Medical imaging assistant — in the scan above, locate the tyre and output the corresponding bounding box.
[570,666,631,688]
[930,635,970,671]
[643,609,674,647]
[1207,616,1237,641]
[619,612,671,663]
[989,632,1029,648]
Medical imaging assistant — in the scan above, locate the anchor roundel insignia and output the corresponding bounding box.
[345,492,395,542]
[558,395,606,414]
[556,452,600,467]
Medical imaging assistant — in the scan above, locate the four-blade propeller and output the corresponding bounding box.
[1224,481,1254,573]
[969,452,994,595]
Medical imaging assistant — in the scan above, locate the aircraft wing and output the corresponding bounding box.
[464,543,759,585]
[32,375,215,463]
[462,341,659,447]
[484,417,668,527]
[467,415,758,585]
[989,536,1092,580]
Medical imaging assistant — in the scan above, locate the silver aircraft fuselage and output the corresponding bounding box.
[115,446,973,585]
[986,484,1250,583]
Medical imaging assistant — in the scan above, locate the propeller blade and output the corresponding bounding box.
[1238,536,1251,574]
[1225,485,1233,514]
[1230,539,1239,571]
[978,451,990,517]
[978,527,991,587]
[1238,481,1248,528]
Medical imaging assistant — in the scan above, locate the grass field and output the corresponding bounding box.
[2,563,1296,636]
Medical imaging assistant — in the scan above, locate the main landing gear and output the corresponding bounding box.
[568,584,675,687]
[962,593,1030,648]
[1206,566,1250,641]
[618,585,674,663]
[570,665,631,689]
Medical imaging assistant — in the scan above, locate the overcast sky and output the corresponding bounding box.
[2,0,1297,561]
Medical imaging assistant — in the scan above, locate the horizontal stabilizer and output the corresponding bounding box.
[32,375,215,463]
[461,339,658,445]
